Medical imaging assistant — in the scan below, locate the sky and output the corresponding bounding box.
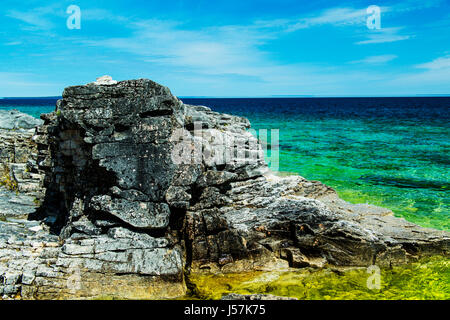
[0,0,449,97]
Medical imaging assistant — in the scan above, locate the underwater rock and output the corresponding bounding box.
[221,293,298,300]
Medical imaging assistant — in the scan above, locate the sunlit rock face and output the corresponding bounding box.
[24,79,195,299]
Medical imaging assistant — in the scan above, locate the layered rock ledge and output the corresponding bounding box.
[0,78,448,299]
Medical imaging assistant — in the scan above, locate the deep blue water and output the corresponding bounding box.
[2,96,448,122]
[0,98,57,118]
[182,97,450,122]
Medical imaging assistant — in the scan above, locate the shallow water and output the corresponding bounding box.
[189,256,450,300]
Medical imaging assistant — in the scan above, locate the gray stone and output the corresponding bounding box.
[3,284,19,295]
[0,109,43,130]
[90,195,171,229]
[21,271,36,285]
[71,219,102,235]
[222,293,298,300]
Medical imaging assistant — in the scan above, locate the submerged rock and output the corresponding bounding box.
[0,77,448,299]
[221,293,298,300]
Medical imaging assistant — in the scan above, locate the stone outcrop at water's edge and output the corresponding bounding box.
[0,77,448,299]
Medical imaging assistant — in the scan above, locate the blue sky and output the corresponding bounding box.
[1,0,449,97]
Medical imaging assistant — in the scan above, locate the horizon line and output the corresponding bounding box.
[1,94,450,99]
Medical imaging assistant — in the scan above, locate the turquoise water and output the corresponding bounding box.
[1,97,449,231]
[0,98,55,118]
[245,116,450,231]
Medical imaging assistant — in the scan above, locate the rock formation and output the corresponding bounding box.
[0,109,43,131]
[0,110,43,197]
[0,78,448,300]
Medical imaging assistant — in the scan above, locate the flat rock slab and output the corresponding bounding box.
[0,219,57,244]
[0,110,43,130]
[0,187,37,219]
[90,195,171,229]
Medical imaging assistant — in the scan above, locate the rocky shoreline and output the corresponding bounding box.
[0,78,448,300]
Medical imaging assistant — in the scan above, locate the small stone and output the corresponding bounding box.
[4,273,20,285]
[21,272,36,285]
[218,255,233,266]
[62,243,94,255]
[92,75,118,85]
[29,225,43,232]
[3,285,19,295]
[71,219,102,236]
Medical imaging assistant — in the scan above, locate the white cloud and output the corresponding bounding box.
[4,41,22,46]
[78,6,378,77]
[81,19,271,78]
[253,6,378,33]
[415,55,450,69]
[251,7,411,46]
[356,28,412,45]
[71,7,417,96]
[383,55,450,94]
[76,17,405,96]
[287,7,368,31]
[390,0,444,12]
[78,8,129,23]
[6,6,58,30]
[357,35,411,44]
[4,3,447,96]
[351,55,398,64]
